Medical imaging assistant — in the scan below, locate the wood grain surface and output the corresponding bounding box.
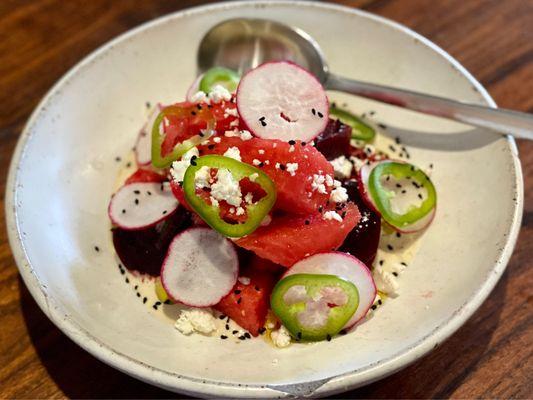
[0,0,531,398]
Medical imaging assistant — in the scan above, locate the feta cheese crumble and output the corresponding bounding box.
[330,186,348,203]
[271,325,291,348]
[223,146,242,161]
[286,162,299,176]
[195,166,212,189]
[208,85,232,103]
[213,137,221,143]
[311,174,328,194]
[238,276,251,285]
[252,159,261,166]
[330,156,353,179]
[170,147,200,183]
[210,168,242,207]
[249,172,259,182]
[323,210,343,222]
[240,130,253,140]
[224,108,239,118]
[190,91,208,103]
[372,264,399,297]
[175,308,217,335]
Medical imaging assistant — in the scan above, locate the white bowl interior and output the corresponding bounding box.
[8,2,521,397]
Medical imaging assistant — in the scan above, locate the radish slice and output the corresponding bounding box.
[108,182,178,230]
[135,105,162,166]
[186,74,204,102]
[359,161,436,233]
[236,61,329,142]
[358,162,381,214]
[161,228,239,307]
[283,252,376,329]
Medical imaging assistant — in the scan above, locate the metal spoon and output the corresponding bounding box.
[198,18,533,139]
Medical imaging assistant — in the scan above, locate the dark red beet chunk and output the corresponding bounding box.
[339,179,381,267]
[112,206,192,276]
[314,118,352,160]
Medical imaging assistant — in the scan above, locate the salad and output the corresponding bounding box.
[108,61,437,346]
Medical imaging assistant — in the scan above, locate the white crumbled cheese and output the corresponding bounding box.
[213,136,221,143]
[264,160,270,165]
[210,168,242,207]
[244,192,254,204]
[190,91,208,103]
[195,166,212,189]
[223,146,242,161]
[174,308,217,335]
[372,264,399,297]
[249,173,259,182]
[224,130,238,137]
[350,156,365,171]
[288,145,295,153]
[325,174,334,187]
[286,162,299,176]
[238,276,251,285]
[271,325,291,348]
[311,174,327,194]
[224,108,239,117]
[240,130,253,140]
[258,149,265,155]
[229,119,240,127]
[275,162,280,169]
[252,159,261,166]
[236,206,245,216]
[330,156,353,179]
[330,186,349,203]
[229,207,235,214]
[210,196,219,207]
[170,147,200,183]
[208,84,232,103]
[323,210,343,222]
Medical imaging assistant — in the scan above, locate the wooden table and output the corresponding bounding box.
[0,0,531,398]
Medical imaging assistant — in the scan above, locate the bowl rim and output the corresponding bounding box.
[5,1,524,398]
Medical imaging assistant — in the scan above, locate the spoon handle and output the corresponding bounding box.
[326,73,533,140]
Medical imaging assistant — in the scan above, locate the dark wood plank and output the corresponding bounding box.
[0,0,531,398]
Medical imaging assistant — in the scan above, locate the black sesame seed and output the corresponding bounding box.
[232,330,239,335]
[145,101,151,108]
[340,329,348,335]
[152,304,158,310]
[395,137,401,144]
[122,209,126,214]
[115,156,121,162]
[301,141,307,146]
[401,190,406,194]
[125,278,129,283]
[418,193,423,200]
[369,111,376,116]
[133,190,140,194]
[191,111,197,116]
[120,269,125,275]
[326,334,332,341]
[226,324,230,330]
[164,299,171,304]
[134,198,139,205]
[259,116,266,121]
[429,163,434,169]
[258,327,266,335]
[304,220,310,225]
[396,183,402,188]
[396,232,401,238]
[378,123,387,129]
[279,164,286,171]
[208,144,215,150]
[317,111,323,118]
[318,206,323,212]
[258,162,264,168]
[288,140,296,145]
[143,297,147,304]
[392,272,399,277]
[371,305,377,310]
[239,335,246,340]
[297,331,302,340]
[220,335,228,339]
[226,316,230,323]
[234,289,241,295]
[379,260,384,266]
[341,211,347,218]
[387,244,394,251]
[389,145,396,152]
[401,262,408,266]
[244,332,251,339]
[136,292,141,297]
[94,246,100,252]
[378,299,383,305]
[255,286,260,291]
[260,120,267,127]
[219,314,226,320]
[199,132,204,137]
[197,104,202,110]
[237,298,242,304]
[311,108,316,115]
[126,162,132,168]
[134,285,138,290]
[162,210,167,215]
[147,191,152,196]
[386,175,390,181]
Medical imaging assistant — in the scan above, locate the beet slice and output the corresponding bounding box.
[339,179,381,267]
[314,118,352,160]
[112,206,192,276]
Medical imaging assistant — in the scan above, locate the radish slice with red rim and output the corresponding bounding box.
[236,61,329,142]
[186,74,204,102]
[135,105,162,166]
[283,252,376,329]
[108,182,178,230]
[357,162,381,215]
[161,227,239,307]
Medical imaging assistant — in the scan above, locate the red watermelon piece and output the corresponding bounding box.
[235,202,361,267]
[199,136,334,215]
[214,259,280,336]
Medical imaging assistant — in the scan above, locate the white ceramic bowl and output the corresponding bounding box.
[5,1,523,398]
